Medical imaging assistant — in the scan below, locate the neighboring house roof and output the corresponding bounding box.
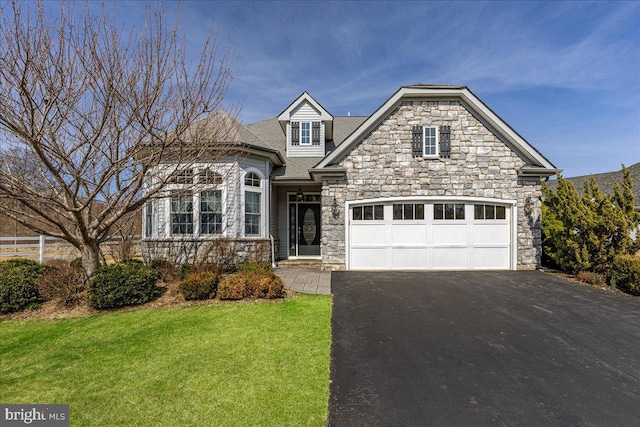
[546,162,640,208]
[313,84,558,177]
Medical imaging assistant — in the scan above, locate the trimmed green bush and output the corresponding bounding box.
[178,272,219,300]
[244,272,285,299]
[88,262,159,309]
[237,260,273,275]
[265,275,285,299]
[610,255,640,295]
[0,258,41,270]
[218,274,248,300]
[0,259,46,313]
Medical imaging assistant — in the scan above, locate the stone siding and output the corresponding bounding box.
[321,100,542,270]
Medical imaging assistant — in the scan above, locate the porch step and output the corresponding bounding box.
[277,259,322,268]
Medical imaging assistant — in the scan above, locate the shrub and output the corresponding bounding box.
[237,260,273,275]
[180,263,195,280]
[245,272,270,298]
[217,274,248,300]
[0,258,41,270]
[37,260,86,306]
[178,272,218,300]
[265,275,285,299]
[0,259,46,313]
[150,259,179,283]
[88,262,159,309]
[610,255,640,295]
[243,272,285,299]
[69,257,84,270]
[576,271,607,287]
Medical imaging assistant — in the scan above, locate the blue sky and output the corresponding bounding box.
[49,1,640,178]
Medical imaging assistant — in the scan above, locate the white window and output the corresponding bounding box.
[300,122,311,144]
[393,203,425,220]
[169,168,193,184]
[144,202,153,238]
[201,190,222,234]
[474,204,506,220]
[244,171,263,237]
[434,203,465,220]
[353,204,384,221]
[245,192,261,236]
[171,194,193,235]
[423,126,438,157]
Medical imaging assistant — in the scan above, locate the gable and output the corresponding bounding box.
[314,85,558,178]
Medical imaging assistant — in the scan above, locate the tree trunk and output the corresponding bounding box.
[80,241,102,278]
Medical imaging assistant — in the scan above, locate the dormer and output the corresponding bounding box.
[277,92,333,158]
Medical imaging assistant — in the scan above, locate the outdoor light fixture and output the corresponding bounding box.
[296,187,304,202]
[524,196,536,217]
[332,197,340,218]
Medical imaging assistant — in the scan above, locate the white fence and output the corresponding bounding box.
[0,235,141,263]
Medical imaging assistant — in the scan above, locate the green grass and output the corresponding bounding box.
[0,295,332,426]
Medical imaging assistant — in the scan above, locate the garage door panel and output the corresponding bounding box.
[432,224,467,245]
[351,224,385,245]
[473,223,510,244]
[432,247,468,269]
[391,224,426,245]
[351,248,386,270]
[473,247,510,269]
[391,248,427,269]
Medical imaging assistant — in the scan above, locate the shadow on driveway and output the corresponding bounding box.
[328,271,640,426]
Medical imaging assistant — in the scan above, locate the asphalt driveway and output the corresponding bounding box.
[328,271,640,426]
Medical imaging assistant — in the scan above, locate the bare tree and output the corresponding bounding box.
[0,1,239,276]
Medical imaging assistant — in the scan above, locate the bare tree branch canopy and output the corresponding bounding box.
[0,0,239,276]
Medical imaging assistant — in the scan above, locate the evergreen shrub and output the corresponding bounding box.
[0,259,46,313]
[178,272,218,300]
[88,262,159,309]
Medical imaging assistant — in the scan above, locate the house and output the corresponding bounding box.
[546,162,640,210]
[142,85,558,270]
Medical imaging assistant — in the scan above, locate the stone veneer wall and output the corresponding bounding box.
[321,100,542,271]
[142,238,278,266]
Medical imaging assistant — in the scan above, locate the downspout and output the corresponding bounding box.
[270,234,276,268]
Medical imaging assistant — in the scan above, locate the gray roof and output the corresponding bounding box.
[547,162,640,206]
[246,116,367,180]
[185,111,283,161]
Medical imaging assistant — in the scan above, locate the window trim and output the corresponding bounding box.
[170,193,194,236]
[423,126,439,158]
[243,169,265,237]
[244,191,261,236]
[144,201,153,238]
[300,122,311,145]
[200,190,223,235]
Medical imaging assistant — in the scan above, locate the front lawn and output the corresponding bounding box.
[0,295,331,426]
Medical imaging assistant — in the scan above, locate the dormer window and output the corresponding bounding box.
[301,122,311,144]
[279,93,332,157]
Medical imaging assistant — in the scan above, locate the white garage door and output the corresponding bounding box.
[348,200,513,270]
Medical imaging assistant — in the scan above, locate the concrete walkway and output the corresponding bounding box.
[275,267,331,295]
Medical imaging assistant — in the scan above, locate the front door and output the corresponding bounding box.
[289,203,321,256]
